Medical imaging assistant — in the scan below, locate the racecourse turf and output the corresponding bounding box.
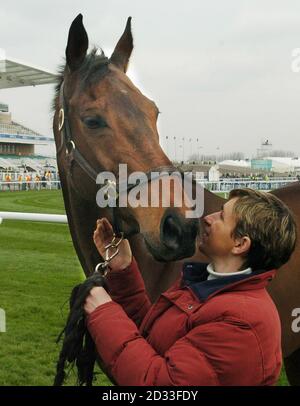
[0,190,110,386]
[0,190,288,386]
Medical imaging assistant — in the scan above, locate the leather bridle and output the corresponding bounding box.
[57,80,185,236]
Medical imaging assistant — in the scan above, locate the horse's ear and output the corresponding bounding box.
[66,14,89,71]
[110,17,133,73]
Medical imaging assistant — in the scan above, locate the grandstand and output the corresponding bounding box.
[0,56,57,179]
[0,103,56,174]
[0,57,56,89]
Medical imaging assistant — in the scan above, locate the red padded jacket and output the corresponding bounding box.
[87,258,282,386]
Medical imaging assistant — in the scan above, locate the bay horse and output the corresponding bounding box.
[53,15,300,385]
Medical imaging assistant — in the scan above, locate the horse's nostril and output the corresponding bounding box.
[162,215,182,249]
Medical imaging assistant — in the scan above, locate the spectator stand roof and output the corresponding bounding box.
[0,54,57,151]
[0,57,57,89]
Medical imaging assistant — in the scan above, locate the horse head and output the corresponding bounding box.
[53,14,199,263]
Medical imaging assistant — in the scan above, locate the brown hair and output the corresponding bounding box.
[229,188,297,271]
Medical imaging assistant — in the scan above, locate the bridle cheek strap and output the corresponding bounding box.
[57,81,184,236]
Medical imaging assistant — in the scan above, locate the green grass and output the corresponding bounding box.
[216,192,228,199]
[0,190,110,386]
[0,189,66,214]
[0,190,289,386]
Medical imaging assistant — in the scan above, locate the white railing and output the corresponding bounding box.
[0,171,58,181]
[0,180,61,191]
[0,179,298,225]
[197,179,298,194]
[0,178,298,194]
[0,211,67,224]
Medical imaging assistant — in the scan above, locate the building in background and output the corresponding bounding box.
[0,103,53,156]
[256,139,273,158]
[208,165,220,181]
[251,159,272,171]
[251,157,300,173]
[0,55,57,175]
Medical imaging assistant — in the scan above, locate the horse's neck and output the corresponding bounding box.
[58,165,101,274]
[271,181,300,207]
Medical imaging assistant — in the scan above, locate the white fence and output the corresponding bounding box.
[197,179,298,195]
[0,211,67,224]
[0,178,298,225]
[0,178,298,194]
[0,180,61,191]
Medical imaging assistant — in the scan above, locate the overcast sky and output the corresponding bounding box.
[1,0,300,159]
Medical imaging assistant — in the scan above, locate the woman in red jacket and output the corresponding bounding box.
[84,188,296,386]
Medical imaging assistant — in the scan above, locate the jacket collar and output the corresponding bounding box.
[182,262,275,302]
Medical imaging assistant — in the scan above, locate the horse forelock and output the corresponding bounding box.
[53,48,110,110]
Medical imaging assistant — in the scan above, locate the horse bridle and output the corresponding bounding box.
[57,80,185,236]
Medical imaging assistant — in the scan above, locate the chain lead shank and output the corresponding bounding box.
[94,232,124,276]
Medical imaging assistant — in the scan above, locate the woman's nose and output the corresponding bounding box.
[203,214,212,225]
[204,211,219,225]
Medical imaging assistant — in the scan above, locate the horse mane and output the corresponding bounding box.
[52,48,110,111]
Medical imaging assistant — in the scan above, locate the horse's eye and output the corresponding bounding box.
[82,116,108,130]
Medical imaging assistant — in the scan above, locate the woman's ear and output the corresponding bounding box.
[232,236,251,256]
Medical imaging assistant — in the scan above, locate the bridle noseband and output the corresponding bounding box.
[57,80,184,236]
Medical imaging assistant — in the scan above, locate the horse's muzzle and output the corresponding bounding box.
[145,209,199,262]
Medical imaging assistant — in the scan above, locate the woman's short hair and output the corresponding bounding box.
[229,188,297,271]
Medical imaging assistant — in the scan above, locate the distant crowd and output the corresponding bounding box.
[1,171,60,191]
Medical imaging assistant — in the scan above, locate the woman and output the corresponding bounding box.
[84,188,296,386]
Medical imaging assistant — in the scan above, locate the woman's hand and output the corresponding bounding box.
[84,286,112,315]
[93,218,132,271]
